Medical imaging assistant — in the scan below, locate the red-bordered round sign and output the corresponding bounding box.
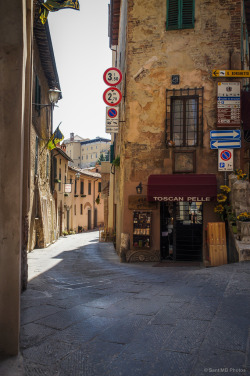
[103,68,122,86]
[220,150,232,161]
[103,87,122,106]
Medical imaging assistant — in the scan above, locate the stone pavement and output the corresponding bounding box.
[1,231,250,376]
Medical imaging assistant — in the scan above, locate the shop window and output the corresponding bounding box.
[166,87,203,147]
[166,0,195,30]
[88,182,91,195]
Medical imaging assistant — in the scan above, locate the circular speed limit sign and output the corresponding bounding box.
[103,87,122,106]
[103,68,122,86]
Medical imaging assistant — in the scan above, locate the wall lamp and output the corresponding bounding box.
[136,182,143,194]
[33,88,62,132]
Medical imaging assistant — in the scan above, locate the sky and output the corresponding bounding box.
[48,0,112,140]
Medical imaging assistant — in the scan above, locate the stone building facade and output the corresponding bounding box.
[108,0,250,263]
[28,11,61,251]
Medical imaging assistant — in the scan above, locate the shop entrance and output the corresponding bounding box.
[160,202,203,261]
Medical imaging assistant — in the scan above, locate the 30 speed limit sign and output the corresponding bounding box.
[103,87,122,106]
[103,68,122,86]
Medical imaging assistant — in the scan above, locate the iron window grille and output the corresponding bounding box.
[165,87,204,147]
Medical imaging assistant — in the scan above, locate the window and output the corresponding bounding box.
[35,136,39,175]
[98,182,101,193]
[75,180,77,194]
[171,96,198,146]
[59,168,61,191]
[88,182,91,195]
[166,87,203,147]
[74,204,76,215]
[46,154,49,178]
[35,75,41,115]
[166,0,195,30]
[80,181,84,195]
[80,204,83,215]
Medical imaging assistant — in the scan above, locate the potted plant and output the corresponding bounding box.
[64,193,69,197]
[81,194,86,198]
[54,178,61,183]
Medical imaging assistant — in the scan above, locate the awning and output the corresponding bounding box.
[147,174,217,202]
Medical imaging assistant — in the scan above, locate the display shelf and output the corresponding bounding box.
[133,211,152,248]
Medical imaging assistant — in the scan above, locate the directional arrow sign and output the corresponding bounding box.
[210,130,241,140]
[210,140,241,149]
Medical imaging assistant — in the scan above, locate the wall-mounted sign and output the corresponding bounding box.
[217,82,241,127]
[213,69,250,78]
[218,149,233,171]
[103,87,122,106]
[106,107,119,134]
[65,184,71,193]
[171,75,180,85]
[103,68,122,86]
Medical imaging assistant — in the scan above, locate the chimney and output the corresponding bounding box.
[70,132,74,141]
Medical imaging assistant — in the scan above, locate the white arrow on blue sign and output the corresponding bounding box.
[210,130,241,140]
[210,140,241,149]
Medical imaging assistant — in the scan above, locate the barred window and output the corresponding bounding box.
[166,87,204,147]
[171,96,198,146]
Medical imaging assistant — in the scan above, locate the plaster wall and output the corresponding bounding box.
[0,0,30,355]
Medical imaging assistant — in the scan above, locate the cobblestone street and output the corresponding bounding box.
[3,231,250,376]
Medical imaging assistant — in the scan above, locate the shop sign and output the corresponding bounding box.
[152,196,211,202]
[128,195,157,210]
[65,184,71,193]
[217,82,240,127]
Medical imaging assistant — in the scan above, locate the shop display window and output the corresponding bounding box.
[133,211,151,248]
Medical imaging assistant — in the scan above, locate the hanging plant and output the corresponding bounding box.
[112,155,120,167]
[214,185,234,222]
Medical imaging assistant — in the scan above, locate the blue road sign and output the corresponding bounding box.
[210,130,241,140]
[210,140,241,149]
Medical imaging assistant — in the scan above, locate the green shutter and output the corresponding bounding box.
[181,0,194,29]
[167,0,194,30]
[110,144,114,163]
[167,0,179,30]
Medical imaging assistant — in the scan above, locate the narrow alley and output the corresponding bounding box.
[9,232,250,375]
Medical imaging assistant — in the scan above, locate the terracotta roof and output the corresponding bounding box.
[69,166,101,179]
[109,0,121,47]
[53,147,73,162]
[33,0,61,92]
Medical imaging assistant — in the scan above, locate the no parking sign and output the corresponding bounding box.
[218,149,234,171]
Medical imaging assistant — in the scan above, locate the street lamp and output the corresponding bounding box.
[48,88,61,105]
[33,88,62,133]
[136,182,143,194]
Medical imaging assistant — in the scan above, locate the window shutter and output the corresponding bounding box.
[167,0,179,30]
[167,0,194,30]
[182,0,194,29]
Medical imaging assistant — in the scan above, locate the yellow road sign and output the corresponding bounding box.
[212,69,250,77]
